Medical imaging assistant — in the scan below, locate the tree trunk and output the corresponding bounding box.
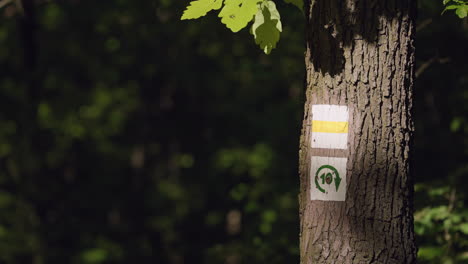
[299,0,417,263]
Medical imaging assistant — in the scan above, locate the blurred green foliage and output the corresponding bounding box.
[415,185,468,263]
[0,0,466,263]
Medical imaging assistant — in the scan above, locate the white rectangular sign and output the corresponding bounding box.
[311,105,349,149]
[310,156,347,201]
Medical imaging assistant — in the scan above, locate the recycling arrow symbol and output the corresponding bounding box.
[314,165,341,194]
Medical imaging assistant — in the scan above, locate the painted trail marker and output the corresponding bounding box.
[310,105,349,201]
[310,156,347,201]
[311,105,348,149]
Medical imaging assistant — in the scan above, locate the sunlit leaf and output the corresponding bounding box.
[455,5,467,17]
[218,0,260,32]
[181,0,223,20]
[251,0,282,54]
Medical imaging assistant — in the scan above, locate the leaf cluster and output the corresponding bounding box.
[443,0,468,18]
[181,0,302,54]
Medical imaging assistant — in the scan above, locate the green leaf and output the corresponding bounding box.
[218,0,260,32]
[443,0,452,4]
[445,5,459,10]
[442,4,459,14]
[455,5,467,18]
[181,0,223,20]
[284,0,303,11]
[251,0,282,54]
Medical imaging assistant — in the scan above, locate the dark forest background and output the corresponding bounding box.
[0,0,467,263]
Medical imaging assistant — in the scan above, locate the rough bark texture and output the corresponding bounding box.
[299,0,417,263]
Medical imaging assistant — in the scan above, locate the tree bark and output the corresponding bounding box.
[299,0,417,263]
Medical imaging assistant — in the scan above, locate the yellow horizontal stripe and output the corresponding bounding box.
[312,120,348,133]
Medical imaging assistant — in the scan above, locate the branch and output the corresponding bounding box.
[416,55,451,78]
[416,18,433,32]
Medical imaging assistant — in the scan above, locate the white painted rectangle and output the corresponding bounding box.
[311,105,349,149]
[312,105,348,122]
[310,156,347,201]
[311,132,348,149]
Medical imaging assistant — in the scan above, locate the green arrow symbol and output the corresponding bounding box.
[334,172,341,191]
